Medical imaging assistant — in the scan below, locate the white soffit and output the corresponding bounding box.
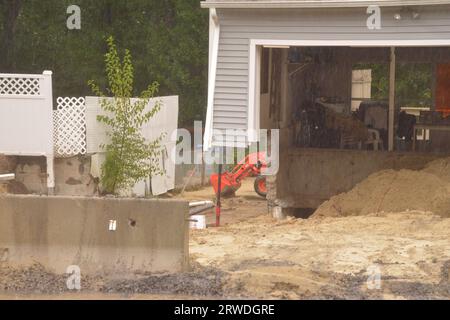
[201,0,450,9]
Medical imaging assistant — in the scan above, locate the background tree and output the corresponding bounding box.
[0,0,22,71]
[355,63,433,108]
[0,0,208,126]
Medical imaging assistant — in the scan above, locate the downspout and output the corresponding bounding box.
[203,8,220,151]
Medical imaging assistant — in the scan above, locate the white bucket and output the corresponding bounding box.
[190,215,206,230]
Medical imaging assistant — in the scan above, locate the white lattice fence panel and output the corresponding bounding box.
[53,97,87,157]
[0,77,40,95]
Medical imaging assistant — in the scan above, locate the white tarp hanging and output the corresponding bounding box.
[85,95,179,196]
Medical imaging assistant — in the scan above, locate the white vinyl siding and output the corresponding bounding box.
[210,5,450,146]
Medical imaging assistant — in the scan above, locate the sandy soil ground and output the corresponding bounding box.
[191,211,450,299]
[174,177,268,226]
[1,179,450,300]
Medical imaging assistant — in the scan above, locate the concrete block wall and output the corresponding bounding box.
[0,195,189,275]
[0,155,17,173]
[9,153,211,196]
[12,156,97,196]
[0,155,17,194]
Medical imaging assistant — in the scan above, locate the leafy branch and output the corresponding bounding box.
[89,36,165,195]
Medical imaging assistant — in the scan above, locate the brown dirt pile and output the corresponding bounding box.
[313,157,450,218]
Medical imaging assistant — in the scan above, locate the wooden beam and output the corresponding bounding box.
[388,47,396,151]
[280,48,289,127]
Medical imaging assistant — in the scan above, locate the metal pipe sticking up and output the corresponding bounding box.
[0,174,15,182]
[216,164,223,227]
[189,200,215,216]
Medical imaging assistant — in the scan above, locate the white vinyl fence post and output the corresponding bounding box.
[42,70,55,194]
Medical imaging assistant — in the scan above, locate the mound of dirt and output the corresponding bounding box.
[313,157,450,218]
[423,157,450,184]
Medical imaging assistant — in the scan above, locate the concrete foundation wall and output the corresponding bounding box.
[271,148,446,210]
[13,156,97,196]
[10,154,210,196]
[0,195,189,275]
